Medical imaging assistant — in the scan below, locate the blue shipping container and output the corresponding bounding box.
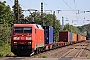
[43,26,53,44]
[70,32,72,41]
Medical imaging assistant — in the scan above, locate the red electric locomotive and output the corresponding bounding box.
[11,24,44,56]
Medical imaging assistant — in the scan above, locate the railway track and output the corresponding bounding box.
[31,41,89,58]
[59,41,89,59]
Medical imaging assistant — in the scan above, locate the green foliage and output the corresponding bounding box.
[12,3,24,23]
[63,23,79,34]
[0,24,11,45]
[44,14,54,26]
[0,1,14,57]
[77,24,90,39]
[77,25,87,36]
[54,20,61,41]
[26,12,41,24]
[0,1,14,26]
[38,54,48,58]
[0,1,13,44]
[87,55,90,59]
[0,44,10,57]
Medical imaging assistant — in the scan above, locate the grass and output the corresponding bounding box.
[38,54,48,58]
[87,55,90,59]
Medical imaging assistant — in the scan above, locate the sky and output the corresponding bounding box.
[2,0,90,26]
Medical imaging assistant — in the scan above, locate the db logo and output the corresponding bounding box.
[21,37,24,40]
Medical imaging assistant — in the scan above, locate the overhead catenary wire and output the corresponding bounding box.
[8,0,89,26]
[9,0,50,14]
[73,0,76,10]
[62,0,79,24]
[62,0,78,15]
[73,0,78,22]
[9,0,81,13]
[62,0,75,13]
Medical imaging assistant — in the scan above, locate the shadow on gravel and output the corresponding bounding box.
[5,55,30,57]
[5,55,30,60]
[5,57,25,60]
[59,57,72,60]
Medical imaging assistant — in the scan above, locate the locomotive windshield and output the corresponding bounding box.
[14,27,23,33]
[14,27,32,33]
[23,28,32,33]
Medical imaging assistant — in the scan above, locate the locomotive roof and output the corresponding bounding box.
[14,24,43,29]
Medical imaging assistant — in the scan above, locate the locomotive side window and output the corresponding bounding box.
[23,27,32,33]
[35,29,36,33]
[14,27,23,33]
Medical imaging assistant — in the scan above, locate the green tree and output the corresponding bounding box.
[12,3,24,24]
[0,1,15,57]
[0,1,14,45]
[77,24,89,37]
[0,1,14,26]
[54,20,62,41]
[63,23,79,34]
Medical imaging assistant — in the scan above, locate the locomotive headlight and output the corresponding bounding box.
[28,42,31,45]
[14,42,17,45]
[26,37,32,40]
[13,37,20,40]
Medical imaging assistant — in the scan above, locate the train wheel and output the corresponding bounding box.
[35,48,39,54]
[48,46,50,50]
[34,50,37,55]
[41,47,44,52]
[56,44,59,48]
[58,44,60,48]
[43,47,46,52]
[52,45,54,50]
[38,48,41,53]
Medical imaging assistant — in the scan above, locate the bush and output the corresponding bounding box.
[0,53,3,57]
[0,44,10,57]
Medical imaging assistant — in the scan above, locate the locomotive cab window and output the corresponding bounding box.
[23,27,32,33]
[14,27,32,33]
[14,27,23,33]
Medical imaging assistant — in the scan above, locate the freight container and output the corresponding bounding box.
[70,32,72,41]
[85,36,86,40]
[81,36,86,41]
[72,33,77,42]
[82,36,84,40]
[81,36,84,40]
[84,36,86,40]
[59,31,70,42]
[83,36,85,40]
[43,26,53,44]
[77,34,82,41]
